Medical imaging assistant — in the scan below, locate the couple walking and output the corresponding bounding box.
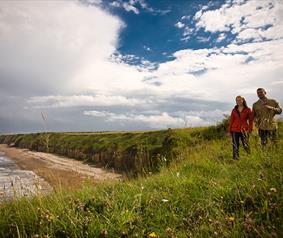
[228,88,282,160]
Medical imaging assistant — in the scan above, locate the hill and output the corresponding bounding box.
[0,122,227,176]
[0,121,282,237]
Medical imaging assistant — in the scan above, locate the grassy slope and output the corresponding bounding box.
[0,122,282,237]
[0,124,226,176]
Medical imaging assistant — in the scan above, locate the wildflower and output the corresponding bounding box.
[148,232,158,238]
[165,227,173,235]
[229,216,235,222]
[162,199,169,202]
[270,188,277,193]
[244,216,253,232]
[100,229,108,237]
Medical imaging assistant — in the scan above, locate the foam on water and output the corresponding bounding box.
[0,153,52,202]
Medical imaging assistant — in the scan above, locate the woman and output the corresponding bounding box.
[228,96,253,160]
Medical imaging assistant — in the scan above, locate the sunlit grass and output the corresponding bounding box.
[0,122,282,237]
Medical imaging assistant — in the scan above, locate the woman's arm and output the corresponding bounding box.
[228,110,234,133]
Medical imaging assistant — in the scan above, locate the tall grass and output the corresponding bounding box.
[0,126,223,176]
[0,122,282,237]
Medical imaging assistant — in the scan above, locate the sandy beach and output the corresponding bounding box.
[0,144,122,192]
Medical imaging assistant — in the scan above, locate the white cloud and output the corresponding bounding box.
[0,0,124,94]
[84,109,229,129]
[122,2,140,14]
[110,1,121,7]
[181,26,194,41]
[216,33,226,42]
[183,26,194,36]
[179,109,228,126]
[27,95,145,108]
[196,36,210,43]
[271,80,283,86]
[1,0,282,132]
[235,28,264,42]
[132,0,154,12]
[85,0,102,5]
[84,111,185,129]
[84,110,112,117]
[110,0,159,14]
[147,38,283,102]
[194,0,283,42]
[181,15,190,20]
[175,22,185,28]
[143,46,151,51]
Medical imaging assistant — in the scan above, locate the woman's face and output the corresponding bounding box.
[236,97,244,106]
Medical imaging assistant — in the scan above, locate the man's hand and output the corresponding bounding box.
[265,105,274,110]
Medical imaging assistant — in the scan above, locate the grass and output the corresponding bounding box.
[0,121,282,237]
[0,125,224,176]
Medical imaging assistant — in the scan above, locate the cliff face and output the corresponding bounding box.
[0,121,230,176]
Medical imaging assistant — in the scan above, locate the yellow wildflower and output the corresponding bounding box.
[229,216,235,222]
[148,231,158,238]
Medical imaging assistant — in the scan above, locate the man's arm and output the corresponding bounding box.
[274,101,282,114]
[252,103,256,118]
[248,109,254,132]
[252,103,258,127]
[265,100,282,114]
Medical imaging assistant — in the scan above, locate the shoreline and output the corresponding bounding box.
[0,144,122,191]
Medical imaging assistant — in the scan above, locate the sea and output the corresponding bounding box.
[0,152,52,202]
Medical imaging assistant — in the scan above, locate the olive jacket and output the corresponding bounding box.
[252,98,282,130]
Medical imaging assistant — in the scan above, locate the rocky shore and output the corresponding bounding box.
[0,152,52,202]
[0,144,122,202]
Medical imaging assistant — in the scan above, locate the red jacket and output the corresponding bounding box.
[228,107,253,133]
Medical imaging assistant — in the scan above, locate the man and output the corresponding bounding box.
[252,88,282,146]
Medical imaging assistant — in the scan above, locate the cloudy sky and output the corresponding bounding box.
[0,0,282,133]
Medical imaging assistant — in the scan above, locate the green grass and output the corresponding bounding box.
[0,122,282,237]
[0,125,223,176]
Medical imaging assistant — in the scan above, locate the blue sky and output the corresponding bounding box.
[107,0,228,63]
[0,0,282,133]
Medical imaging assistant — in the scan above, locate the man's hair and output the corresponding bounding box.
[257,88,266,93]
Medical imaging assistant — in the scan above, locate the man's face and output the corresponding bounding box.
[257,89,266,99]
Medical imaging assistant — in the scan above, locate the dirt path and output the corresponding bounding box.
[0,144,122,191]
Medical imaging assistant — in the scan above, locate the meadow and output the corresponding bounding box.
[0,120,282,237]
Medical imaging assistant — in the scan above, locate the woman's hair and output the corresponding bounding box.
[235,95,248,108]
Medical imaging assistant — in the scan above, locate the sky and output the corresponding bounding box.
[0,0,282,133]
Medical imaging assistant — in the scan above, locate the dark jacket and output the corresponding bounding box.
[228,107,253,133]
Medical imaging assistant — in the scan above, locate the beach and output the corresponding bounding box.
[0,144,122,201]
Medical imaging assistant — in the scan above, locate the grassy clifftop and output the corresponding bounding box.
[0,121,282,237]
[0,121,227,176]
